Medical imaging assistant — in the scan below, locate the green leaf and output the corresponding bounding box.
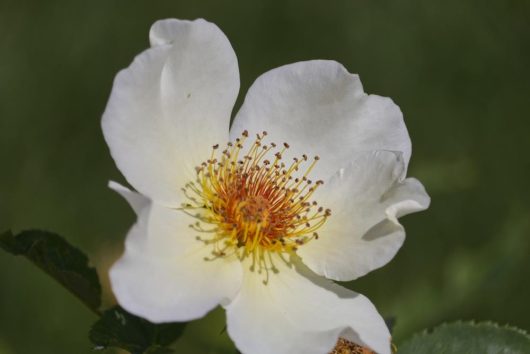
[0,229,101,313]
[398,321,530,354]
[89,306,187,354]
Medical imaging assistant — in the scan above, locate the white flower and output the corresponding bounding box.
[102,18,430,354]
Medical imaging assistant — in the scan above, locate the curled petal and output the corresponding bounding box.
[298,151,430,281]
[108,181,150,215]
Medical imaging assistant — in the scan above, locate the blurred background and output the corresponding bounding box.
[1,0,529,353]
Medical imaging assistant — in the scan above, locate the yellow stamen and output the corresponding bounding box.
[180,130,330,276]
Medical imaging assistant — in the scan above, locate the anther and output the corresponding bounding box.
[186,130,330,263]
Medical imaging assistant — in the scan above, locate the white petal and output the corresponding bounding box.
[110,203,243,323]
[225,256,391,354]
[102,19,239,205]
[149,18,187,47]
[108,181,150,215]
[230,60,411,182]
[158,19,240,172]
[298,151,430,281]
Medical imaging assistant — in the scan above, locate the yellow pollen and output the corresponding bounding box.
[180,130,330,275]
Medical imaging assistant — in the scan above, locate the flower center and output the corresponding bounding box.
[181,130,330,266]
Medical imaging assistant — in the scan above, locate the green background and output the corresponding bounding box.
[1,0,529,353]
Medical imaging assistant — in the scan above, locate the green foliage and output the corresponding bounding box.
[0,229,101,313]
[89,306,187,354]
[398,321,530,354]
[0,229,187,353]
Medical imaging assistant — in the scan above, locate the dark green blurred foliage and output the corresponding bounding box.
[0,230,101,313]
[89,306,186,353]
[0,0,529,353]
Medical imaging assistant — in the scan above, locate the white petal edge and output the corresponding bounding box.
[230,60,411,182]
[110,202,243,323]
[298,151,430,282]
[225,255,391,354]
[108,181,150,215]
[102,18,239,205]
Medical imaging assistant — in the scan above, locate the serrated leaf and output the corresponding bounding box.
[0,229,101,313]
[398,321,530,354]
[89,306,187,354]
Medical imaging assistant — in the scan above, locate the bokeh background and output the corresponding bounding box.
[1,0,529,353]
